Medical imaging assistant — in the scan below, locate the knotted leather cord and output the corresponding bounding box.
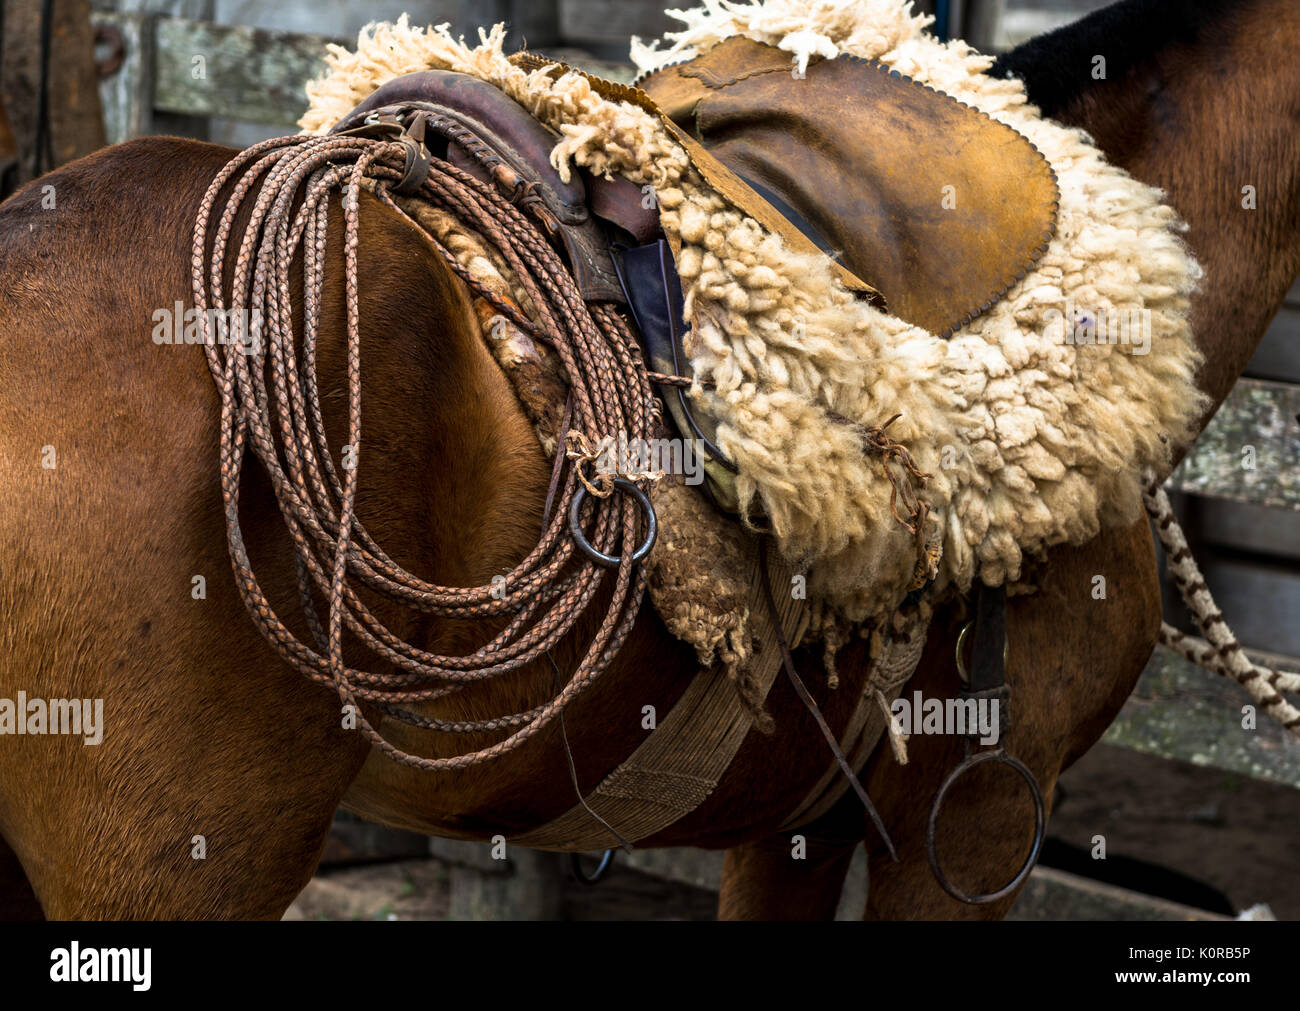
[1143,475,1300,735]
[758,538,899,862]
[191,131,656,770]
[826,410,931,538]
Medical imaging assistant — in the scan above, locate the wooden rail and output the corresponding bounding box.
[90,11,635,143]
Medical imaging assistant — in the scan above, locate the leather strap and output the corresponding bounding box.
[509,540,808,851]
[33,0,54,177]
[759,539,897,859]
[779,610,929,830]
[967,583,1010,717]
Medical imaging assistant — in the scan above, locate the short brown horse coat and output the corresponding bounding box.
[1,0,1298,919]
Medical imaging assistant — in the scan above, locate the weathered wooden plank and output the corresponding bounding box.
[1173,496,1300,563]
[151,16,339,126]
[1170,378,1300,510]
[117,0,214,140]
[607,842,1234,919]
[1245,306,1300,384]
[1163,553,1300,658]
[428,837,566,919]
[114,0,211,16]
[1005,866,1229,921]
[1103,645,1300,789]
[557,0,678,48]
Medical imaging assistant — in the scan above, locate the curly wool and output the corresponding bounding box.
[300,4,1205,623]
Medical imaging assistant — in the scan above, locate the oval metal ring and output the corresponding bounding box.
[954,620,1009,684]
[925,748,1047,905]
[570,849,615,886]
[568,478,657,568]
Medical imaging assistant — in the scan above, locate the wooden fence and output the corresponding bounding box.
[87,2,1300,916]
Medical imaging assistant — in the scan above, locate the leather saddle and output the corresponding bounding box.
[328,44,1059,505]
[330,41,1059,336]
[638,37,1059,337]
[328,65,882,513]
[330,65,882,306]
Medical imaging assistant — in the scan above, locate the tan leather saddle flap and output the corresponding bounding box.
[639,37,1060,337]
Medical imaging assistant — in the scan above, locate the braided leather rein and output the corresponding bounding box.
[190,128,657,771]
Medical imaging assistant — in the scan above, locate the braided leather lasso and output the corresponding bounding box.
[191,128,657,770]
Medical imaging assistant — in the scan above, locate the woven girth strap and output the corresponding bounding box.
[511,545,808,850]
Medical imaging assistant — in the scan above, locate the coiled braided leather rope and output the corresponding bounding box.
[191,129,657,770]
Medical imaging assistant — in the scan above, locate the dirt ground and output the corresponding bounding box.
[286,860,452,921]
[286,743,1298,920]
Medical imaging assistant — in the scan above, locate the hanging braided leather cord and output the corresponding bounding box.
[191,124,658,771]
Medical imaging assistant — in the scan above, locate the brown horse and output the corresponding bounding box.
[0,0,1296,920]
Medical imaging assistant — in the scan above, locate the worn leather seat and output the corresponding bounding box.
[638,36,1059,337]
[335,64,886,305]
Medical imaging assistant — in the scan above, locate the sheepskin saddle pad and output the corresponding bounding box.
[299,2,1205,648]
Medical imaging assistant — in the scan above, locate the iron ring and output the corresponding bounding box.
[925,748,1046,905]
[954,620,1009,684]
[568,478,657,568]
[570,849,615,885]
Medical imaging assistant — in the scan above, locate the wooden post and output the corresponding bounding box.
[0,0,105,185]
[113,0,213,140]
[0,88,16,195]
[963,0,1008,52]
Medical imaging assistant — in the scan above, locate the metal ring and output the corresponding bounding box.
[570,849,615,886]
[925,748,1046,905]
[93,24,126,79]
[568,478,657,568]
[954,620,1009,684]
